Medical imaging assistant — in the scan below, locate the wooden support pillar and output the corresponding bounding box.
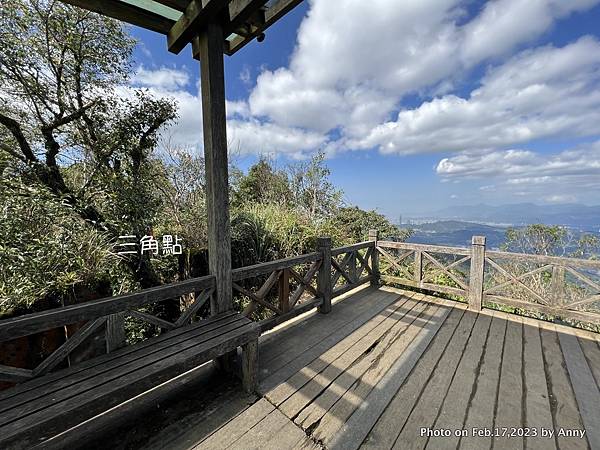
[198,22,233,315]
[468,235,486,311]
[317,237,332,314]
[369,229,379,287]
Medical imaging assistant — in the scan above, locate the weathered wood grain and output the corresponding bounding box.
[266,292,416,406]
[521,321,555,445]
[493,315,524,450]
[296,297,432,438]
[329,297,453,450]
[0,318,256,426]
[241,339,258,394]
[279,295,422,422]
[331,241,374,257]
[468,235,485,311]
[259,286,379,366]
[360,306,466,450]
[0,313,240,406]
[259,289,401,393]
[558,329,600,449]
[378,240,471,256]
[459,311,507,450]
[232,253,321,281]
[539,323,587,450]
[486,250,600,270]
[423,311,493,450]
[317,237,333,314]
[0,321,259,448]
[195,398,274,449]
[392,309,479,450]
[325,298,453,450]
[32,317,108,377]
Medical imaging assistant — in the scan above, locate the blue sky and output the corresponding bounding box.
[128,0,600,220]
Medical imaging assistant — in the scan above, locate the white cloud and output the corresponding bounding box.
[126,0,600,173]
[227,120,327,158]
[248,0,599,142]
[239,65,252,85]
[460,0,598,64]
[435,140,600,200]
[545,194,577,203]
[131,66,190,91]
[356,37,600,154]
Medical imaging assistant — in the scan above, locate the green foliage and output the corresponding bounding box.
[327,206,412,243]
[232,157,292,207]
[503,224,568,256]
[0,2,410,321]
[0,178,119,316]
[503,224,599,258]
[288,151,343,220]
[231,204,339,267]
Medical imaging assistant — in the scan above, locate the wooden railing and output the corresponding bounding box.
[0,236,381,383]
[0,275,216,383]
[232,237,378,332]
[331,240,376,297]
[376,236,600,326]
[232,252,324,333]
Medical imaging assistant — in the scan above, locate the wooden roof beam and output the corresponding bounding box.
[153,0,190,12]
[167,0,230,54]
[225,0,268,35]
[224,0,303,55]
[60,0,176,35]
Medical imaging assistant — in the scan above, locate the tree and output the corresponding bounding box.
[327,207,412,243]
[287,151,343,220]
[503,224,598,258]
[0,177,119,317]
[232,157,292,207]
[0,0,177,288]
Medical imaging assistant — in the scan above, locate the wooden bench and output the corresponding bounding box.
[0,276,260,449]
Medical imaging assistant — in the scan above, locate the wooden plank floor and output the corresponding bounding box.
[178,286,600,450]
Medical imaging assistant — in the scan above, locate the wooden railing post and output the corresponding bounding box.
[468,236,486,311]
[278,268,290,313]
[369,229,379,287]
[105,313,126,353]
[317,237,332,314]
[414,251,423,286]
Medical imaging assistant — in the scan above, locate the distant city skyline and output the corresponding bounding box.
[130,0,600,219]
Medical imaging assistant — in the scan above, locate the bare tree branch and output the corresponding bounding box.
[0,113,37,162]
[0,142,27,162]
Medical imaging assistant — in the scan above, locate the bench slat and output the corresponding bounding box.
[0,315,251,420]
[0,312,240,405]
[0,321,259,448]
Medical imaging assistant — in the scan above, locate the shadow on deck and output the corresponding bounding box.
[95,285,600,450]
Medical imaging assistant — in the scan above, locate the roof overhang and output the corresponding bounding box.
[59,0,303,60]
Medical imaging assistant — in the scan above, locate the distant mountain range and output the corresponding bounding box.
[403,215,600,249]
[420,203,600,230]
[405,220,508,249]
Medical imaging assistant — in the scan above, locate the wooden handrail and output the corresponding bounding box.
[331,241,374,256]
[0,275,216,342]
[232,252,322,281]
[486,250,600,269]
[375,235,600,327]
